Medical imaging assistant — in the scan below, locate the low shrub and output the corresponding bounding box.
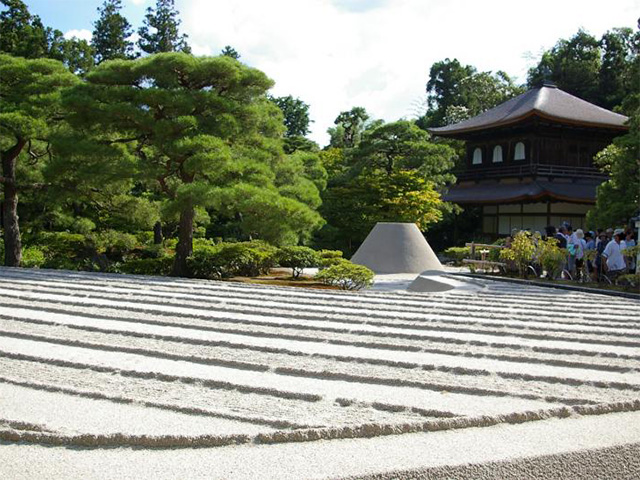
[88,230,138,260]
[537,238,567,279]
[187,245,224,279]
[500,232,536,277]
[315,261,374,290]
[276,246,319,278]
[187,241,279,279]
[317,249,344,269]
[442,246,470,265]
[616,273,640,288]
[21,247,45,268]
[35,232,91,270]
[120,257,174,276]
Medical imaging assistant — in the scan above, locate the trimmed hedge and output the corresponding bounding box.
[276,246,319,278]
[315,260,374,290]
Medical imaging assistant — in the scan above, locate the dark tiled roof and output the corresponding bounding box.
[430,84,629,135]
[443,179,601,204]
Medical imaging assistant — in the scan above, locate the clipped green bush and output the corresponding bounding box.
[88,230,138,259]
[187,245,224,280]
[317,249,344,269]
[120,257,174,276]
[187,241,279,279]
[35,232,91,270]
[442,246,470,265]
[277,246,319,278]
[21,247,45,268]
[315,261,374,290]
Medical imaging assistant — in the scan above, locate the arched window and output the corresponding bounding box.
[472,147,482,165]
[514,142,525,161]
[492,145,503,163]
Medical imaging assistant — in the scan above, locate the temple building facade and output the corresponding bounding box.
[430,82,629,236]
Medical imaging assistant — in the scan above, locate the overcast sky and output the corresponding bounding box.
[26,0,640,145]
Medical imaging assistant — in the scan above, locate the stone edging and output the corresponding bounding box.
[445,273,640,300]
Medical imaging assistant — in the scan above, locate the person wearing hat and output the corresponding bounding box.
[602,231,627,278]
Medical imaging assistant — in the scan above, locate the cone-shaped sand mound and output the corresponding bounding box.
[351,222,443,274]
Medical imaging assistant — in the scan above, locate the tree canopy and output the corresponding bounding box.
[92,0,136,63]
[587,107,640,228]
[317,119,455,253]
[137,0,190,54]
[0,54,79,266]
[0,0,94,74]
[527,28,639,112]
[63,53,322,275]
[419,58,524,128]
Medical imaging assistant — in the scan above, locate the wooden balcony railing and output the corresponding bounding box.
[454,164,607,181]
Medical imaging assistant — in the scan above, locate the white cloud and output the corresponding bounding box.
[64,29,92,42]
[127,0,148,5]
[181,0,639,146]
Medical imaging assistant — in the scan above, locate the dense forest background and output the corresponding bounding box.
[0,0,638,275]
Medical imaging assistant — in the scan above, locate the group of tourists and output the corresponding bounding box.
[544,224,637,281]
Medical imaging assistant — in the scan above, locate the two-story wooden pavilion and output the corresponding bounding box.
[430,82,629,236]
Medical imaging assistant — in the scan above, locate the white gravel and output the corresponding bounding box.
[0,267,638,478]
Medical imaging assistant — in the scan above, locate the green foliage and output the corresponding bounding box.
[420,58,524,128]
[120,256,173,276]
[528,29,601,103]
[137,0,190,54]
[34,231,91,270]
[21,246,45,268]
[63,52,323,275]
[276,246,319,278]
[537,237,567,279]
[318,120,454,252]
[0,1,94,74]
[499,231,536,277]
[623,244,640,260]
[443,246,470,265]
[0,54,80,141]
[92,0,136,63]
[617,273,640,288]
[587,108,639,228]
[187,241,279,279]
[328,107,370,148]
[527,27,639,111]
[220,45,240,59]
[87,230,138,259]
[315,261,374,290]
[272,95,312,138]
[317,249,344,268]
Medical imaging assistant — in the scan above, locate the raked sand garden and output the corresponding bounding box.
[0,266,639,479]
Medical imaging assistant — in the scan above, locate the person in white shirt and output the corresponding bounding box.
[602,232,626,274]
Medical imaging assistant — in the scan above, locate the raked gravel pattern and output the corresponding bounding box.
[0,266,639,455]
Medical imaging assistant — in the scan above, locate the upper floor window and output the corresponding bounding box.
[492,145,503,163]
[514,142,525,161]
[472,147,482,165]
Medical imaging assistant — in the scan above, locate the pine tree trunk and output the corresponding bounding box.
[2,140,26,267]
[153,221,163,244]
[172,203,194,277]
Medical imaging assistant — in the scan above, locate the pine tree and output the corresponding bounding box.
[220,45,240,59]
[92,0,135,63]
[137,0,190,54]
